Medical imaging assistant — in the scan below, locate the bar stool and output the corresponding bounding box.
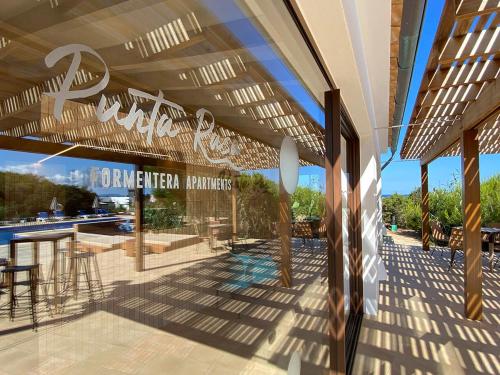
[47,247,70,290]
[63,248,104,304]
[1,264,40,330]
[0,257,7,285]
[0,258,7,303]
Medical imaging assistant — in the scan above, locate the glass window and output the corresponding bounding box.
[0,1,331,373]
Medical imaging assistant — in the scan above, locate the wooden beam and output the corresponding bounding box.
[439,30,500,66]
[456,0,499,19]
[231,175,238,244]
[421,164,430,251]
[415,101,467,121]
[419,83,481,109]
[426,60,498,91]
[135,164,144,272]
[401,0,457,156]
[461,127,482,320]
[325,89,345,374]
[279,171,292,288]
[420,77,500,165]
[0,135,234,173]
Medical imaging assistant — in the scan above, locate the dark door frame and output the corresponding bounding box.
[283,1,365,374]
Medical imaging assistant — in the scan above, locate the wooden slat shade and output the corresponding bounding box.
[401,0,499,162]
[0,0,327,170]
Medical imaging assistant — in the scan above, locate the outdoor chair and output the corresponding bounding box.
[53,210,67,221]
[494,233,500,268]
[483,231,500,269]
[448,227,463,271]
[430,221,449,256]
[36,212,49,222]
[96,208,107,217]
[77,210,92,219]
[293,221,314,252]
[231,222,250,253]
[118,219,134,233]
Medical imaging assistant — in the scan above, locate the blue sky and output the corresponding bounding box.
[380,0,499,195]
[0,150,132,196]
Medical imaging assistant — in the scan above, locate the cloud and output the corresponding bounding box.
[46,169,89,186]
[49,174,68,184]
[0,163,90,187]
[0,163,41,174]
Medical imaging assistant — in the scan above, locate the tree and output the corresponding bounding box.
[0,171,95,219]
[290,186,325,220]
[236,173,279,238]
[382,193,406,226]
[382,173,500,235]
[481,174,500,225]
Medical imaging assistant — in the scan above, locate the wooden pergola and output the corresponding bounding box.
[400,0,499,320]
[0,2,325,170]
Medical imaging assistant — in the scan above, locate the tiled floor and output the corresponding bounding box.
[3,229,497,374]
[0,236,330,374]
[353,233,500,375]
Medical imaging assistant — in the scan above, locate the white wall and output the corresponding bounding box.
[360,135,387,314]
[293,0,390,315]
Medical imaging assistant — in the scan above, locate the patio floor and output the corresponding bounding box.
[0,236,329,375]
[353,233,500,375]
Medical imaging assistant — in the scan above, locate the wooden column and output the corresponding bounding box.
[231,175,238,243]
[421,163,430,251]
[279,171,292,288]
[325,90,346,374]
[461,128,482,320]
[135,165,144,272]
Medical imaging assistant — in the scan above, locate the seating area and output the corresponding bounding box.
[0,235,330,374]
[0,231,105,331]
[429,221,499,271]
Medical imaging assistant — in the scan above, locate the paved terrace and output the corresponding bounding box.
[354,232,500,375]
[1,231,498,374]
[0,237,329,375]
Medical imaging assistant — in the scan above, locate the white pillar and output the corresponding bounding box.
[359,134,387,315]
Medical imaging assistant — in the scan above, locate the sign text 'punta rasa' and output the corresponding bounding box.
[44,44,243,171]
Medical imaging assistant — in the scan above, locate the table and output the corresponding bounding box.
[207,223,232,250]
[452,227,499,272]
[10,232,76,311]
[481,227,500,272]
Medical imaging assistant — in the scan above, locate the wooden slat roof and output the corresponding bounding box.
[388,0,403,149]
[400,0,499,161]
[0,0,325,170]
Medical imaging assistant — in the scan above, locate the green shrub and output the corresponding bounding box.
[383,173,499,235]
[291,186,325,221]
[237,173,279,238]
[402,200,422,232]
[382,193,407,227]
[481,174,500,225]
[0,171,95,219]
[144,207,182,230]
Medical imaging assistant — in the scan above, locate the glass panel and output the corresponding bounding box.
[341,136,350,315]
[0,1,330,373]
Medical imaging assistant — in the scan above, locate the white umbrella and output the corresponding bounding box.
[92,196,99,214]
[50,197,58,211]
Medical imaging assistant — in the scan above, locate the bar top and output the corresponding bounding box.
[11,232,75,243]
